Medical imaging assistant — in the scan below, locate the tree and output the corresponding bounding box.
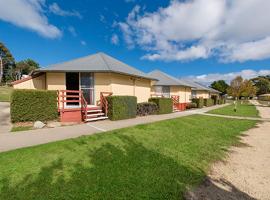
[241,80,257,98]
[251,76,270,95]
[210,80,229,95]
[14,59,39,80]
[0,42,15,83]
[227,76,244,100]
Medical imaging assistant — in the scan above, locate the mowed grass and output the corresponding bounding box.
[207,101,259,118]
[0,86,13,102]
[0,115,256,200]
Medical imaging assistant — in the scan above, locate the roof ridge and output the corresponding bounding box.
[99,53,111,71]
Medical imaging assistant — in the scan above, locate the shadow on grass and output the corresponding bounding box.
[185,178,256,200]
[0,135,254,200]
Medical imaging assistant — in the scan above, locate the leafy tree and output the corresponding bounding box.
[241,80,257,98]
[227,76,243,100]
[14,59,40,80]
[251,76,270,95]
[210,80,229,95]
[0,42,15,83]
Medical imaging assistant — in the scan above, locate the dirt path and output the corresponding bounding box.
[186,103,270,200]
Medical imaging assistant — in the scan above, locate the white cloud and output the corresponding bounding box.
[111,34,119,45]
[80,40,87,46]
[185,69,270,85]
[0,0,61,39]
[120,0,270,62]
[49,3,82,19]
[68,26,77,37]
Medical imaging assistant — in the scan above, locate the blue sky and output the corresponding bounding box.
[0,0,270,84]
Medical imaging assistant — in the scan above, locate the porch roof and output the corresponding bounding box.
[148,70,193,87]
[36,52,155,80]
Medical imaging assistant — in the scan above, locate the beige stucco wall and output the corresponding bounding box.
[46,73,66,90]
[134,78,151,102]
[151,85,192,103]
[110,73,151,103]
[195,90,210,98]
[94,73,113,104]
[13,74,46,90]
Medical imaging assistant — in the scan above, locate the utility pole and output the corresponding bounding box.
[0,56,3,83]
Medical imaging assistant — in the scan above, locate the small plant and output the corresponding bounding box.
[137,102,158,116]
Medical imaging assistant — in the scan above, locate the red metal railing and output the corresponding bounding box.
[58,90,88,120]
[100,92,112,116]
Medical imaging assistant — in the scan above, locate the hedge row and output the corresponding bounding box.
[137,102,158,116]
[192,98,204,108]
[204,98,214,107]
[148,97,173,114]
[11,89,58,122]
[107,96,137,121]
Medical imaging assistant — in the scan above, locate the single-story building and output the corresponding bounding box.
[12,52,155,104]
[12,52,156,122]
[181,80,221,99]
[148,70,193,111]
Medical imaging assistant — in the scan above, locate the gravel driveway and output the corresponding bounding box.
[186,102,270,200]
[0,102,11,133]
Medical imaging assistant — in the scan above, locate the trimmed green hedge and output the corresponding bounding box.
[192,98,204,108]
[186,102,197,109]
[204,98,214,107]
[11,89,58,122]
[148,97,172,114]
[137,102,158,116]
[107,96,137,120]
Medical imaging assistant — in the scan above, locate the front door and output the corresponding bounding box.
[80,72,95,105]
[66,72,79,106]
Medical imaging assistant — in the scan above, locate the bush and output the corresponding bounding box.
[258,95,270,101]
[137,102,158,116]
[192,98,204,108]
[11,89,58,122]
[148,97,173,114]
[204,98,214,107]
[186,102,197,109]
[107,96,137,120]
[218,98,226,104]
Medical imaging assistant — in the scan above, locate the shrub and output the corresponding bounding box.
[258,95,270,101]
[186,102,197,109]
[148,97,173,114]
[107,96,137,120]
[137,102,158,116]
[192,98,204,108]
[204,98,214,107]
[218,98,226,104]
[11,89,58,122]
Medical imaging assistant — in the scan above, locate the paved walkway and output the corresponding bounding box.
[200,112,270,121]
[0,104,228,153]
[187,101,270,200]
[0,102,11,133]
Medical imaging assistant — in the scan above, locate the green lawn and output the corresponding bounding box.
[0,115,256,200]
[0,86,13,102]
[207,101,259,118]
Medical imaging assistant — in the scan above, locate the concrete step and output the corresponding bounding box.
[85,109,103,113]
[86,113,105,117]
[85,116,108,122]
